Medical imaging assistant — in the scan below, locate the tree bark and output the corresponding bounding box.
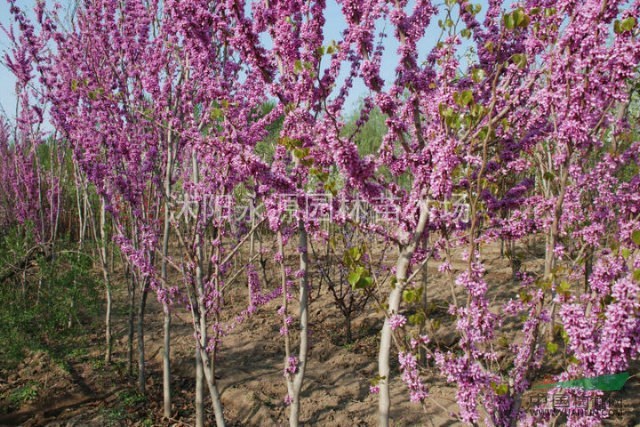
[378,201,429,427]
[161,135,173,418]
[127,267,135,376]
[288,222,310,427]
[137,278,149,394]
[99,200,113,364]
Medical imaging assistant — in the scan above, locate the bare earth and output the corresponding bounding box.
[1,243,638,426]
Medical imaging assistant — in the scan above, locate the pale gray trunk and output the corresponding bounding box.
[288,222,310,427]
[378,250,411,427]
[378,202,429,427]
[545,164,569,340]
[161,133,173,418]
[137,279,148,394]
[127,267,135,376]
[99,200,112,364]
[198,340,226,427]
[195,343,205,427]
[192,153,225,427]
[419,258,428,366]
[162,306,171,418]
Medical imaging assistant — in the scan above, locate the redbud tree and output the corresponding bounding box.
[4,0,640,426]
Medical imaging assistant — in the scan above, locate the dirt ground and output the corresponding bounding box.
[1,242,639,426]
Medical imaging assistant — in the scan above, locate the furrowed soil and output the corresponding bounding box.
[1,242,639,426]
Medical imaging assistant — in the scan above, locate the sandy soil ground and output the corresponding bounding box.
[1,241,638,426]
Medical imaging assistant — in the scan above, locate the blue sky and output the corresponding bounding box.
[0,0,499,122]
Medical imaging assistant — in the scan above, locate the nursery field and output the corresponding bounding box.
[1,0,640,426]
[1,241,640,426]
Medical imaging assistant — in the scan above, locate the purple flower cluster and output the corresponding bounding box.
[398,352,428,403]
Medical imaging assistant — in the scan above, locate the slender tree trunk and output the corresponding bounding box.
[69,162,86,329]
[195,343,205,427]
[584,246,593,293]
[419,258,428,367]
[288,222,310,427]
[99,200,113,364]
[193,267,226,427]
[202,348,225,427]
[345,313,353,344]
[137,278,149,394]
[248,213,256,306]
[127,267,135,376]
[161,140,173,418]
[378,201,429,427]
[191,153,225,427]
[162,305,171,417]
[545,162,570,340]
[378,249,411,427]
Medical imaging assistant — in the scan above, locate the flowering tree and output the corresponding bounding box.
[316,0,640,425]
[4,0,640,426]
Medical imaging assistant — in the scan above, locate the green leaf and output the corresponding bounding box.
[461,28,472,39]
[536,278,552,291]
[279,137,297,149]
[439,103,454,118]
[408,312,426,326]
[631,229,640,246]
[471,103,486,119]
[310,167,326,181]
[447,114,461,130]
[71,80,78,91]
[511,53,527,69]
[484,41,495,52]
[491,382,509,395]
[347,269,362,288]
[293,147,309,159]
[558,280,571,294]
[503,13,515,30]
[294,59,303,73]
[603,295,615,306]
[355,275,373,290]
[459,89,474,107]
[633,269,640,282]
[513,9,530,28]
[403,289,417,304]
[471,68,486,83]
[324,181,337,196]
[546,341,559,354]
[346,246,362,262]
[210,107,223,121]
[519,290,532,303]
[558,280,571,292]
[621,17,637,32]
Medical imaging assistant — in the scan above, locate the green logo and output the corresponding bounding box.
[533,372,629,392]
